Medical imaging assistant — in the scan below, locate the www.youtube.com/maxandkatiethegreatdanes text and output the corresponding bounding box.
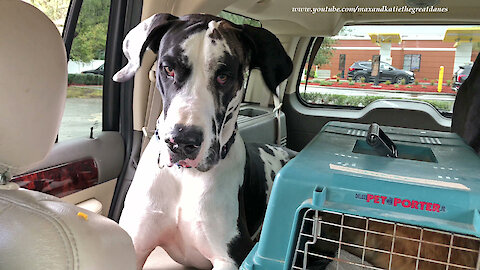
[291,6,448,15]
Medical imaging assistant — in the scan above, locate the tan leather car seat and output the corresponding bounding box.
[0,1,136,269]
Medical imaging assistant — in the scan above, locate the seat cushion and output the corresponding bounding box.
[0,189,136,270]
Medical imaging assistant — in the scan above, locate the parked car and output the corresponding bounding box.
[452,63,472,91]
[347,61,415,84]
[81,63,104,75]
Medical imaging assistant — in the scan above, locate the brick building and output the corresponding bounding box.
[319,36,478,81]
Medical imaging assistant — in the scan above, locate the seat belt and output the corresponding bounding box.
[272,84,284,146]
[140,61,162,155]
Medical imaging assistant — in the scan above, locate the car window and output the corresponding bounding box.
[25,0,109,141]
[218,11,261,27]
[23,0,69,34]
[360,62,371,68]
[26,0,109,141]
[299,25,480,114]
[60,0,110,141]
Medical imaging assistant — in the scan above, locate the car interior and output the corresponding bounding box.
[1,0,479,269]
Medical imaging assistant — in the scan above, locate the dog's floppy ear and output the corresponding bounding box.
[240,25,293,95]
[113,13,178,82]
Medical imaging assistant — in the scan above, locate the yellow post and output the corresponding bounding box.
[438,66,444,92]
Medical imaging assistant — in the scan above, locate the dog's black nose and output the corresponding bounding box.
[165,124,203,160]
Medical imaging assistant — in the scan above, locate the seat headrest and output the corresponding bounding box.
[0,0,67,179]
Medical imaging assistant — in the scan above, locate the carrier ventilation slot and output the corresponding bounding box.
[420,137,442,145]
[291,209,480,270]
[347,129,368,137]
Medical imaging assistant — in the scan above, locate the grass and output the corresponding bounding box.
[300,92,453,111]
[67,86,102,98]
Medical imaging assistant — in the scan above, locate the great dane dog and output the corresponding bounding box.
[452,52,480,153]
[113,14,295,269]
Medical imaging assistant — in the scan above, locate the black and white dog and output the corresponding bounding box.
[113,14,295,269]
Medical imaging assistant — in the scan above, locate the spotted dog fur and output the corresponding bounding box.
[452,52,480,153]
[113,14,293,270]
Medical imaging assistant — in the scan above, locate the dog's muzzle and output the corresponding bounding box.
[162,124,204,168]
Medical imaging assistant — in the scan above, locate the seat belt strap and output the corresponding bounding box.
[273,82,287,146]
[140,62,162,155]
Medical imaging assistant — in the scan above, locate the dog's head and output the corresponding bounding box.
[114,14,292,172]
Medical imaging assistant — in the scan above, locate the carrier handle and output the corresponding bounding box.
[366,123,398,158]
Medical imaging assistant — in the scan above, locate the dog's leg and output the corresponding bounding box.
[120,138,178,269]
[121,205,173,269]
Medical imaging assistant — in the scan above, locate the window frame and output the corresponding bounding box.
[296,37,366,111]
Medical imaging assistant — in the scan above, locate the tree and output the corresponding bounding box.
[474,42,480,52]
[313,37,336,67]
[28,0,69,29]
[311,27,352,67]
[70,0,110,62]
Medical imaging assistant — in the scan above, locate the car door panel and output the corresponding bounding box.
[12,158,99,198]
[12,131,124,216]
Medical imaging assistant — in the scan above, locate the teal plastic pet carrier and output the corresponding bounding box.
[241,121,480,270]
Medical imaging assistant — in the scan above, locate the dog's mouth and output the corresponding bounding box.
[166,155,200,169]
[157,144,203,170]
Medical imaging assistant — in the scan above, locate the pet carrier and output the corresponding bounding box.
[240,121,480,270]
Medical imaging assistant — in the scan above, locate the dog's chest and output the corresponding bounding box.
[163,162,244,259]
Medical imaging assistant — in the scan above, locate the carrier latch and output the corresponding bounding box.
[366,123,398,158]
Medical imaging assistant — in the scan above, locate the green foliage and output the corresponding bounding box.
[347,77,353,82]
[361,84,366,87]
[423,77,428,81]
[400,78,406,85]
[299,92,452,111]
[308,69,316,78]
[385,80,391,85]
[394,84,399,88]
[67,86,102,98]
[406,85,412,88]
[360,76,366,83]
[30,0,69,24]
[348,81,355,85]
[336,77,340,82]
[218,11,261,27]
[70,0,110,62]
[446,80,452,86]
[474,42,480,52]
[414,80,419,85]
[312,79,322,83]
[68,73,103,85]
[308,37,337,69]
[430,80,435,86]
[319,80,333,86]
[422,85,427,88]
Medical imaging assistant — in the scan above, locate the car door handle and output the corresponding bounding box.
[76,198,103,214]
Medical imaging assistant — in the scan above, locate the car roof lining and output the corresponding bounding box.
[142,0,480,36]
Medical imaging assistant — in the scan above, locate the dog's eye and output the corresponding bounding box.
[164,66,175,77]
[216,74,228,85]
